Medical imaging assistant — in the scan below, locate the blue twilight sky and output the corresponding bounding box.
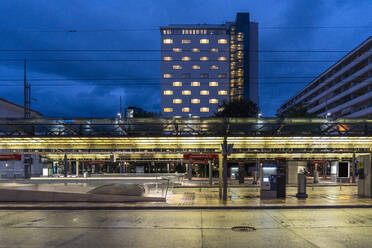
[0,0,371,118]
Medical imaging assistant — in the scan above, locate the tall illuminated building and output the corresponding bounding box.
[160,13,259,118]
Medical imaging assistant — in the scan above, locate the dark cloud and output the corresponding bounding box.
[0,0,370,117]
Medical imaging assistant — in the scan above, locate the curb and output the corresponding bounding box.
[1,204,372,210]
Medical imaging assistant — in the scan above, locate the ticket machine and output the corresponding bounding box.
[260,164,278,199]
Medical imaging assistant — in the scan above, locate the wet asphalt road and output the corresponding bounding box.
[1,208,372,248]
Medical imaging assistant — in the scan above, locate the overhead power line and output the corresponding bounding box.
[0,49,367,53]
[0,82,312,87]
[0,26,370,33]
[0,58,340,62]
[0,76,326,82]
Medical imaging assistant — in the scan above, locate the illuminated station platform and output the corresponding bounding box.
[0,118,371,180]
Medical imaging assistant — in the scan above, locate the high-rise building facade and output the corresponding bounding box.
[277,36,372,118]
[160,13,258,118]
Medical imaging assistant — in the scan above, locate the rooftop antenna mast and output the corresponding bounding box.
[24,58,31,119]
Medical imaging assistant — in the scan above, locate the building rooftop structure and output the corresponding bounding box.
[0,98,43,118]
[0,117,370,137]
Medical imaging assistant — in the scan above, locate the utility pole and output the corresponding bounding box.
[219,118,232,202]
[222,135,228,201]
[120,96,122,117]
[24,58,31,119]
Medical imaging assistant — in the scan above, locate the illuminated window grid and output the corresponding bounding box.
[164,107,173,112]
[218,90,228,95]
[173,99,182,104]
[209,82,218,87]
[163,39,173,44]
[192,65,200,70]
[209,99,218,104]
[218,39,228,44]
[200,56,209,61]
[200,39,209,44]
[182,39,191,44]
[200,90,209,95]
[200,107,209,112]
[191,99,200,104]
[191,82,200,87]
[182,90,191,95]
[163,90,173,95]
[163,74,172,78]
[173,65,182,70]
[163,56,172,61]
[182,107,190,112]
[173,82,182,87]
[182,56,191,61]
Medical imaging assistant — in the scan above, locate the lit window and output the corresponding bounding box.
[182,39,191,44]
[192,116,200,118]
[200,56,209,61]
[173,81,182,86]
[209,82,218,87]
[192,65,200,70]
[209,99,218,104]
[218,90,228,95]
[210,65,219,70]
[173,48,182,52]
[200,39,209,44]
[200,107,209,112]
[173,65,182,70]
[182,107,190,112]
[200,90,209,95]
[192,48,200,52]
[173,99,182,104]
[218,56,227,61]
[218,39,228,44]
[163,74,172,78]
[210,48,218,52]
[164,108,173,112]
[163,56,172,61]
[182,56,191,61]
[173,116,182,118]
[182,90,191,95]
[191,81,200,86]
[218,73,227,78]
[163,90,173,95]
[163,39,173,44]
[191,99,200,104]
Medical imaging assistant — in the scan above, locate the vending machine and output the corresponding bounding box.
[260,164,278,199]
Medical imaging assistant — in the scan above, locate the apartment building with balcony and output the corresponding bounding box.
[277,36,372,118]
[160,13,258,118]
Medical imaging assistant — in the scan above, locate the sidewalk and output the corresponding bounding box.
[0,185,371,210]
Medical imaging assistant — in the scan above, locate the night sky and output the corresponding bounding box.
[0,0,371,118]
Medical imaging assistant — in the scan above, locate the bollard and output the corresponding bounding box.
[296,173,308,198]
[313,170,319,184]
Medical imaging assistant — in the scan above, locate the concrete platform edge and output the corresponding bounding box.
[1,204,372,210]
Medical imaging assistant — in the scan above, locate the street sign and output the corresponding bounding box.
[0,154,22,161]
[183,154,218,160]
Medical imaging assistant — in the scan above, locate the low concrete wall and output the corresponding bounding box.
[0,189,165,202]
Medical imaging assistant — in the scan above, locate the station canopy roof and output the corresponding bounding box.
[0,118,370,137]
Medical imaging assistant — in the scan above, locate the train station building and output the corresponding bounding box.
[0,117,371,185]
